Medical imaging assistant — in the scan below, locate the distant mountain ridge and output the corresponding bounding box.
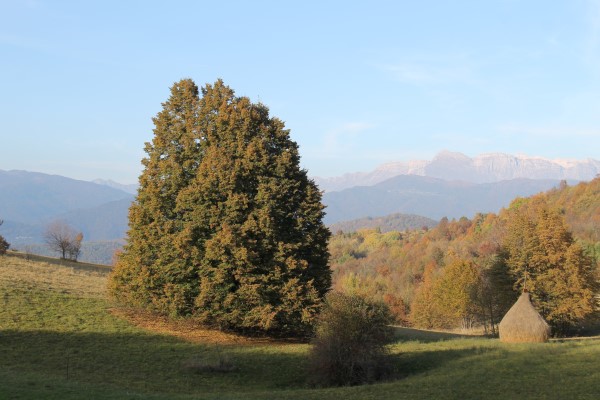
[0,167,586,263]
[322,175,566,224]
[313,151,600,192]
[0,170,134,251]
[92,179,138,195]
[0,170,133,224]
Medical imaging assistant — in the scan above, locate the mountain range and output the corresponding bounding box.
[0,152,593,263]
[0,170,133,246]
[322,175,565,224]
[92,179,138,195]
[313,151,600,192]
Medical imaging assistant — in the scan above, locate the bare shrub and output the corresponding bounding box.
[308,292,395,387]
[44,221,83,261]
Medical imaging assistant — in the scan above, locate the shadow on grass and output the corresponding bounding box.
[0,329,307,398]
[393,326,485,343]
[388,346,484,380]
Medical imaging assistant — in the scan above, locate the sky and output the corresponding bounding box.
[2,0,600,184]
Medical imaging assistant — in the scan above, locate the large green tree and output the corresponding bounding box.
[110,79,331,336]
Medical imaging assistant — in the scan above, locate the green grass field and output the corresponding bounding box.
[1,255,599,399]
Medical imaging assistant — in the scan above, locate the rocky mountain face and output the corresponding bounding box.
[313,151,600,192]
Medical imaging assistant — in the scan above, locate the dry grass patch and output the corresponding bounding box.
[0,256,107,298]
[110,307,285,346]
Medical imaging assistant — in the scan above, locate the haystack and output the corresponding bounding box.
[499,291,550,343]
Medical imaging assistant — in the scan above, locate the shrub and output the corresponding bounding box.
[0,219,9,255]
[308,292,395,387]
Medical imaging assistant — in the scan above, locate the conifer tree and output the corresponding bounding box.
[110,79,331,335]
[110,79,202,315]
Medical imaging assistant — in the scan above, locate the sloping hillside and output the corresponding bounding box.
[329,177,600,328]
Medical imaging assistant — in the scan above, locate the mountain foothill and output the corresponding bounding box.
[0,151,598,265]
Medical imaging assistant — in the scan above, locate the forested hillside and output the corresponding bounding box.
[329,213,437,234]
[330,178,600,334]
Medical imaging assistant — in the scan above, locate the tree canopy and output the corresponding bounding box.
[110,79,331,336]
[502,199,598,333]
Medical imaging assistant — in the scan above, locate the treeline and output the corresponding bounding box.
[330,178,600,335]
[329,213,437,234]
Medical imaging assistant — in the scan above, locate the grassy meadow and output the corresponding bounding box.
[1,254,599,399]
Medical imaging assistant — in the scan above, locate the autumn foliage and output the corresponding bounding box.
[330,178,600,334]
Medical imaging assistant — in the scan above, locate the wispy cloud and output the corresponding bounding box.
[322,122,374,150]
[373,51,481,87]
[379,62,475,85]
[583,0,600,71]
[306,122,375,161]
[496,124,600,138]
[0,33,49,51]
[21,0,42,10]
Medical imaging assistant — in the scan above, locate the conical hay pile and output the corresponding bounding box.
[499,292,550,343]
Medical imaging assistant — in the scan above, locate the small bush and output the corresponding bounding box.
[308,292,395,387]
[0,236,9,256]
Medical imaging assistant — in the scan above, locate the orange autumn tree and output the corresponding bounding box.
[503,201,598,333]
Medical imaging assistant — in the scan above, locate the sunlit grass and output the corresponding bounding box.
[1,255,599,399]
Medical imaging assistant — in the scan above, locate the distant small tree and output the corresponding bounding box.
[67,232,84,261]
[0,219,9,255]
[44,221,83,261]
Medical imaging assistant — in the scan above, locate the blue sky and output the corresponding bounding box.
[2,0,600,183]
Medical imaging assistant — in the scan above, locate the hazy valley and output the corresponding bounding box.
[0,154,583,264]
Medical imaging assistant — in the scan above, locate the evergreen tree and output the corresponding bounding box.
[110,79,331,335]
[110,79,201,315]
[477,254,517,335]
